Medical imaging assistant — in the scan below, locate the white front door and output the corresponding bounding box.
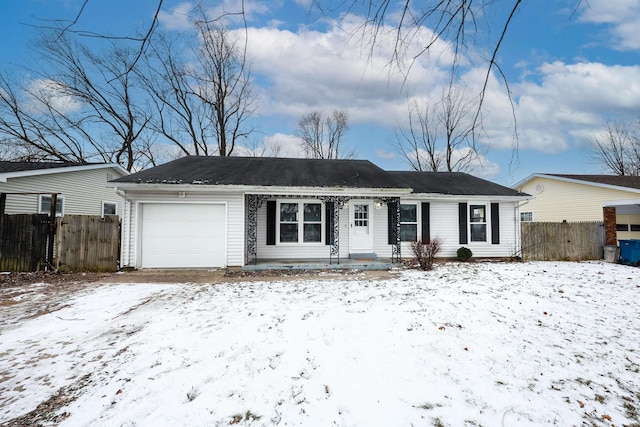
[350,200,374,253]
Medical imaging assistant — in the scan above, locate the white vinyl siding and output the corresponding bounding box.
[256,202,350,260]
[377,200,519,259]
[1,167,125,216]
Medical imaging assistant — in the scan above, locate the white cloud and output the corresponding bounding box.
[239,17,456,126]
[158,2,194,31]
[463,61,640,155]
[236,133,306,158]
[578,0,640,50]
[375,149,396,160]
[27,79,81,114]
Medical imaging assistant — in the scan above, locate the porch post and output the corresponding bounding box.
[247,194,268,265]
[380,197,402,262]
[392,197,401,263]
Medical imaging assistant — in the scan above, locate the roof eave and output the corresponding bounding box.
[407,193,533,201]
[512,173,640,194]
[109,182,413,197]
[0,163,128,183]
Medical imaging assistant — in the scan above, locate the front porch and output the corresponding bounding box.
[245,194,404,266]
[242,257,398,271]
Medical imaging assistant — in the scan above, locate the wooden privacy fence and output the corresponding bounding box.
[0,214,50,271]
[0,214,120,272]
[521,221,605,261]
[56,215,120,272]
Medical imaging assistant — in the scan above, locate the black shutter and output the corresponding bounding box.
[266,200,276,246]
[325,201,334,245]
[491,202,500,244]
[388,201,398,244]
[458,202,468,244]
[421,202,430,243]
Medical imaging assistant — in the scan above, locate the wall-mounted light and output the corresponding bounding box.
[374,201,383,209]
[178,192,186,198]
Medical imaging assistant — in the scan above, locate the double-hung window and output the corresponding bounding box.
[469,204,487,242]
[399,204,418,241]
[278,201,323,244]
[39,195,64,216]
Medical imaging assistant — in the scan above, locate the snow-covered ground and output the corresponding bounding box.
[0,261,639,426]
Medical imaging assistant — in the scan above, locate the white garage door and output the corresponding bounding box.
[140,203,226,268]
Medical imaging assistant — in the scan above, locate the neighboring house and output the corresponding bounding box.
[512,174,640,241]
[109,156,531,269]
[0,162,128,217]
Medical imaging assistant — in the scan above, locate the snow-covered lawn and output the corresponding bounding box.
[1,261,639,426]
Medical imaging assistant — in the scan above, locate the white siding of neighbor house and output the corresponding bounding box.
[1,167,126,217]
[119,191,244,268]
[516,177,639,222]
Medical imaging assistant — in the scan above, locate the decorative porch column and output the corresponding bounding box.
[382,197,402,263]
[246,194,269,264]
[320,196,350,264]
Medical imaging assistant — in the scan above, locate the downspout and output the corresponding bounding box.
[114,188,132,269]
[515,199,530,259]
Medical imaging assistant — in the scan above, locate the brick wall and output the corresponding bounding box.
[603,207,617,245]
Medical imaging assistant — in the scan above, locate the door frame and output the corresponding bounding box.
[349,199,374,253]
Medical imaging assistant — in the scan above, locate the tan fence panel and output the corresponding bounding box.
[521,221,604,261]
[0,214,50,272]
[57,215,120,272]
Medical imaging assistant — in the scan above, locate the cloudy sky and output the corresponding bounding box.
[1,0,639,185]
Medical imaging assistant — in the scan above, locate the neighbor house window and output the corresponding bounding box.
[520,211,533,222]
[400,204,418,241]
[616,224,629,231]
[278,201,323,244]
[102,201,117,217]
[469,204,487,242]
[630,224,640,232]
[39,195,64,216]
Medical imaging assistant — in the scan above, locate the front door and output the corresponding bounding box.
[350,201,374,253]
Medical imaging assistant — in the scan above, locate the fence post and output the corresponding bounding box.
[47,193,57,269]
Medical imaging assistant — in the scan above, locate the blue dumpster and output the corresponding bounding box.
[619,239,640,266]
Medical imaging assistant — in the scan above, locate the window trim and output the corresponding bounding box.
[520,211,533,222]
[399,203,419,242]
[276,200,325,245]
[469,203,488,243]
[102,201,118,217]
[38,194,64,217]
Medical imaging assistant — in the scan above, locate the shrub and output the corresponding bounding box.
[457,246,473,262]
[411,238,442,270]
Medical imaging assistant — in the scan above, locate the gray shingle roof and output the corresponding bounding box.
[113,156,403,188]
[113,156,527,197]
[389,171,528,196]
[549,174,640,190]
[0,161,86,173]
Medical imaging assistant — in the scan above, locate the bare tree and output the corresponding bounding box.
[192,9,257,156]
[315,1,525,120]
[395,86,479,172]
[139,32,214,157]
[592,120,640,176]
[0,70,102,163]
[4,29,155,171]
[0,37,165,170]
[296,110,353,159]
